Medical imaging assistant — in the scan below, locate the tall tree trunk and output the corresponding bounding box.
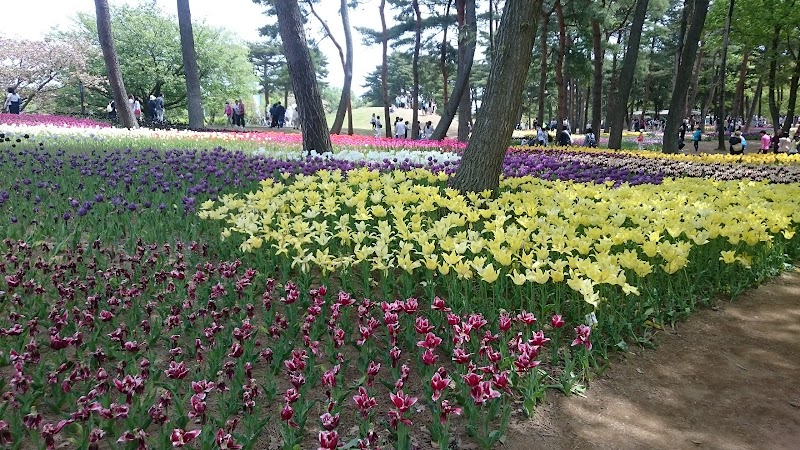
[731,49,750,124]
[716,0,734,151]
[274,0,332,153]
[177,0,204,129]
[536,10,551,126]
[686,42,704,120]
[440,0,452,105]
[488,0,494,61]
[308,0,353,135]
[347,99,353,135]
[412,0,422,139]
[432,0,477,140]
[555,0,567,134]
[743,75,762,132]
[672,0,693,91]
[94,0,137,128]
[451,0,541,193]
[591,18,603,134]
[781,54,800,136]
[700,54,720,133]
[379,0,391,138]
[641,34,656,128]
[663,0,709,153]
[606,29,622,132]
[607,0,649,149]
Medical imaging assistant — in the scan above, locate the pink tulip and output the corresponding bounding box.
[318,430,339,450]
[353,386,377,418]
[170,428,201,447]
[551,314,565,328]
[571,324,593,350]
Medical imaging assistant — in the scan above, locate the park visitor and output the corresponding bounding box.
[4,87,22,114]
[759,130,771,154]
[132,96,142,123]
[374,115,382,137]
[224,101,233,126]
[637,130,644,151]
[692,127,702,151]
[729,130,744,155]
[583,128,597,148]
[155,94,165,123]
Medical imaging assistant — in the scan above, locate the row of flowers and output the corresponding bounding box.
[199,167,800,332]
[0,239,592,449]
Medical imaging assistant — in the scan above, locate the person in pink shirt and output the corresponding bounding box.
[759,130,771,154]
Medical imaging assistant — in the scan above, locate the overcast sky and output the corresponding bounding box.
[3,0,386,95]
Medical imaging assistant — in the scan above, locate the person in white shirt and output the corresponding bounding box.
[395,120,406,139]
[422,121,434,139]
[4,88,22,114]
[374,116,383,137]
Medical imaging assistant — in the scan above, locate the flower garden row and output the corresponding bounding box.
[1,115,799,449]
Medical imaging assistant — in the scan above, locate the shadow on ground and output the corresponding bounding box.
[505,270,800,450]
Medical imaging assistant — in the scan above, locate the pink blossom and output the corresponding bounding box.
[318,430,339,450]
[170,428,201,447]
[551,314,565,328]
[439,399,463,424]
[389,390,418,413]
[572,324,593,350]
[417,332,443,350]
[414,316,434,334]
[164,361,189,379]
[215,429,243,450]
[320,412,339,431]
[353,386,377,418]
[498,312,513,332]
[431,296,450,311]
[516,311,537,325]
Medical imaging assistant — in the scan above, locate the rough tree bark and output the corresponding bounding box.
[731,48,750,124]
[686,42,704,121]
[640,34,656,128]
[663,0,709,153]
[555,0,567,134]
[177,0,204,129]
[274,0,332,153]
[380,0,391,138]
[412,0,422,139]
[607,0,649,149]
[768,27,781,134]
[591,17,604,134]
[450,0,541,193]
[743,75,762,133]
[432,0,476,141]
[94,0,137,128]
[440,0,452,105]
[781,53,800,136]
[536,7,552,126]
[716,0,734,151]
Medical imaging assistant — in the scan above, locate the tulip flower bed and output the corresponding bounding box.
[0,113,111,129]
[0,238,579,449]
[2,118,800,449]
[201,168,800,354]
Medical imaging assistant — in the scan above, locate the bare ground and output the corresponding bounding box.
[505,269,800,450]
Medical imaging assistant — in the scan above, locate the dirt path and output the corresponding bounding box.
[506,269,800,450]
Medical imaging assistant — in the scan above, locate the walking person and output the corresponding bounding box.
[4,87,22,114]
[132,96,142,124]
[692,127,702,152]
[154,94,165,123]
[224,101,233,127]
[759,130,771,154]
[637,130,644,151]
[236,99,246,129]
[374,115,383,137]
[148,95,157,122]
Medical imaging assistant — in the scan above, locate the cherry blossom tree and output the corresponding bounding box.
[0,36,96,111]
